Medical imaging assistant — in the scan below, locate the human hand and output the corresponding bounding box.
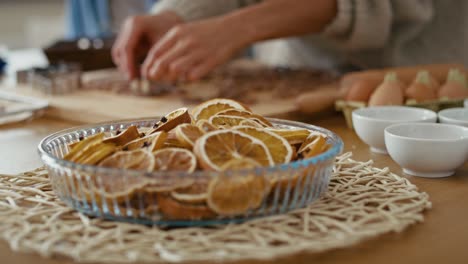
[112,11,183,80]
[141,18,249,82]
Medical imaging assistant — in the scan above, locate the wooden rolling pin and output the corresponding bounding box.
[297,63,467,114]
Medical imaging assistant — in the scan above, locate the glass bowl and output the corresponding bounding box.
[38,118,343,226]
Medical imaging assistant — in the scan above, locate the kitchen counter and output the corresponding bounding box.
[0,111,467,264]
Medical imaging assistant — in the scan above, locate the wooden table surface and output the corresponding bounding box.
[0,111,467,264]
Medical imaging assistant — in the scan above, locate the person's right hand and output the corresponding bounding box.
[112,11,183,80]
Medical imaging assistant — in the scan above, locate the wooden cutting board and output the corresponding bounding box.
[14,86,298,124]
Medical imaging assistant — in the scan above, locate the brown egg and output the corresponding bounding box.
[345,79,378,102]
[405,71,438,102]
[368,72,405,106]
[438,69,468,99]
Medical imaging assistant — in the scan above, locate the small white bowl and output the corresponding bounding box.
[352,106,437,154]
[385,123,468,178]
[439,108,468,127]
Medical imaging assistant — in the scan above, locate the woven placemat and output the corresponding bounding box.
[0,153,431,263]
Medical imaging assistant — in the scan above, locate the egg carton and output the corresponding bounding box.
[335,97,466,129]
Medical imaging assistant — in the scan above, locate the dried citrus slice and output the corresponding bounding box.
[149,107,191,133]
[123,131,167,152]
[298,133,329,158]
[76,142,117,165]
[269,171,310,199]
[170,180,210,204]
[266,128,311,145]
[65,133,105,161]
[207,159,270,216]
[210,115,267,129]
[103,125,140,146]
[156,193,216,220]
[191,98,250,121]
[233,126,293,164]
[239,119,264,128]
[196,119,217,133]
[163,138,188,149]
[209,115,249,128]
[99,149,155,171]
[153,148,197,172]
[194,130,274,171]
[216,109,272,127]
[88,171,147,204]
[174,123,204,148]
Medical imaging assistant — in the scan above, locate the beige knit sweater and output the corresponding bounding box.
[152,0,468,71]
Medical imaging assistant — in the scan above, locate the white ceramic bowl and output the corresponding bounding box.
[464,99,468,108]
[439,108,468,127]
[385,123,468,178]
[352,106,437,154]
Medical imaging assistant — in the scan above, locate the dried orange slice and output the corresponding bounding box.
[103,125,140,146]
[163,138,188,149]
[216,109,272,127]
[196,119,217,133]
[123,131,167,152]
[153,148,197,172]
[174,123,204,148]
[66,133,117,165]
[65,133,105,161]
[298,133,329,158]
[266,128,311,145]
[233,126,293,164]
[194,130,274,171]
[209,115,249,128]
[210,115,267,129]
[207,159,270,216]
[75,142,117,165]
[149,107,191,133]
[99,149,155,171]
[170,180,210,204]
[87,172,147,204]
[269,171,310,200]
[156,193,216,220]
[191,98,250,121]
[239,119,264,128]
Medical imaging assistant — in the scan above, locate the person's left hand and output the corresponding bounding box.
[141,18,248,82]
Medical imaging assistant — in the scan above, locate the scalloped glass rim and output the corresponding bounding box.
[38,117,343,177]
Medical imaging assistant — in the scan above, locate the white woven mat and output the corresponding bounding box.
[0,153,431,263]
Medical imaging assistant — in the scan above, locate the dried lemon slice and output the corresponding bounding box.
[149,107,191,133]
[233,126,293,164]
[99,149,155,171]
[191,98,250,121]
[153,148,197,172]
[207,159,270,216]
[216,109,272,127]
[194,129,274,171]
[123,131,167,152]
[174,123,204,148]
[266,128,311,145]
[103,125,140,146]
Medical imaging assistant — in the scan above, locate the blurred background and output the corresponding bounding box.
[0,0,157,79]
[0,0,64,49]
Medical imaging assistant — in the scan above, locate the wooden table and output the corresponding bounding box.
[0,112,467,264]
